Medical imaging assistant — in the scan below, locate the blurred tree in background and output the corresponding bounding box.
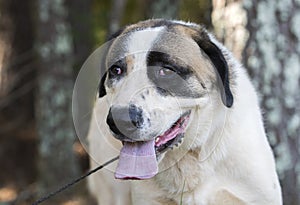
[212,0,247,60]
[243,0,300,204]
[0,0,299,204]
[0,0,37,193]
[35,0,79,196]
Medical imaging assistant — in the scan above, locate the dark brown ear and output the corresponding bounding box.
[98,72,107,98]
[193,29,233,108]
[98,50,107,98]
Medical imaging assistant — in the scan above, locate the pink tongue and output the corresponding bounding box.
[115,139,158,180]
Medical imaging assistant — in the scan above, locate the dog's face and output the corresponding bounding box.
[99,19,233,179]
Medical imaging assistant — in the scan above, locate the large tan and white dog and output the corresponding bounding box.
[87,19,282,205]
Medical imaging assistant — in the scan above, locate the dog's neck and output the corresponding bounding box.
[155,146,203,195]
[153,69,267,197]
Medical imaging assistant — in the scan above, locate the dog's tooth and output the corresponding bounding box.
[155,137,160,143]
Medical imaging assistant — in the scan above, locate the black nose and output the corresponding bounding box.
[106,104,144,139]
[128,104,144,128]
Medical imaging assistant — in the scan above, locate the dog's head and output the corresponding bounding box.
[99,19,233,179]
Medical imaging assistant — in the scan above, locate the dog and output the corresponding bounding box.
[87,19,282,205]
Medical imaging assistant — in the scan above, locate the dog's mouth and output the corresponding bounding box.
[154,111,190,154]
[115,111,191,180]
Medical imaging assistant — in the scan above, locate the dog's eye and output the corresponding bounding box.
[157,66,176,78]
[109,65,123,76]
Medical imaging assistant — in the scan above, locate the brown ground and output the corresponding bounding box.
[0,130,97,205]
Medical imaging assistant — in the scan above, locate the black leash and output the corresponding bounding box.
[32,156,119,205]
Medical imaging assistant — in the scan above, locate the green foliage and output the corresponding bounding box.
[122,0,146,25]
[91,0,212,44]
[179,0,212,26]
[92,0,111,45]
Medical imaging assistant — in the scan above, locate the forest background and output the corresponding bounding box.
[0,0,299,204]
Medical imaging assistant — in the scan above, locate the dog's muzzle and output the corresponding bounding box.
[106,104,191,180]
[106,104,145,141]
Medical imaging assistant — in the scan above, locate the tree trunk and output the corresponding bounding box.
[0,0,36,134]
[36,0,79,195]
[65,0,93,72]
[243,0,300,204]
[65,0,95,173]
[0,0,37,187]
[212,0,248,60]
[0,0,12,98]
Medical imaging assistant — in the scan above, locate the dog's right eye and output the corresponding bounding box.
[109,65,124,77]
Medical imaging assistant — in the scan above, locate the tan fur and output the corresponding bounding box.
[125,55,134,73]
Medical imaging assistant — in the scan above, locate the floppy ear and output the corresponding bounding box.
[193,30,233,108]
[98,72,107,98]
[98,45,108,98]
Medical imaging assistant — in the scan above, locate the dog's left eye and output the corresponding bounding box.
[157,66,176,78]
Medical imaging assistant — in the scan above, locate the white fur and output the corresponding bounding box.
[127,27,163,57]
[87,21,282,205]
